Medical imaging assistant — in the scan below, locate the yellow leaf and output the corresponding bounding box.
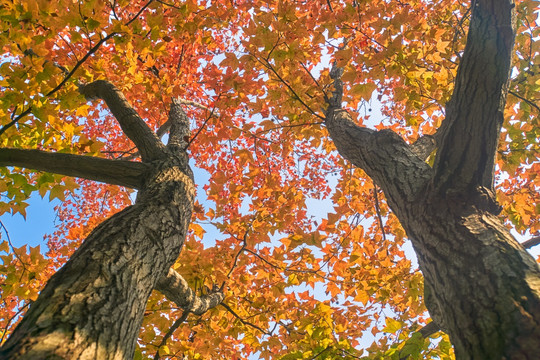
[235,149,254,166]
[191,223,205,239]
[288,274,299,285]
[383,317,403,334]
[350,83,377,101]
[436,41,450,53]
[0,241,9,253]
[159,345,170,355]
[76,105,89,117]
[354,290,370,305]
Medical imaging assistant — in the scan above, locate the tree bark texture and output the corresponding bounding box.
[0,148,150,189]
[0,83,198,359]
[326,0,540,358]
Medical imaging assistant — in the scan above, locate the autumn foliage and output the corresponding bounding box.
[0,0,538,358]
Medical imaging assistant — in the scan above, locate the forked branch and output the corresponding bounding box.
[324,63,432,208]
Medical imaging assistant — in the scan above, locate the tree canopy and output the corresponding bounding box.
[0,0,538,359]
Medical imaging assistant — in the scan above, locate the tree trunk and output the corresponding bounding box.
[0,82,197,360]
[0,156,195,360]
[406,190,540,359]
[325,0,540,358]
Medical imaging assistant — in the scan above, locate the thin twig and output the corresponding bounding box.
[309,346,331,359]
[185,102,219,150]
[220,302,270,335]
[153,309,190,360]
[176,44,185,75]
[254,121,323,136]
[0,301,31,344]
[0,0,154,136]
[46,33,118,98]
[0,220,28,278]
[0,32,112,135]
[109,0,120,20]
[156,0,183,10]
[326,0,333,12]
[0,108,32,137]
[373,186,387,241]
[226,230,248,279]
[252,55,325,121]
[126,0,154,26]
[508,90,540,114]
[298,60,327,97]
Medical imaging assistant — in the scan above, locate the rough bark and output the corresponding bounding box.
[0,82,204,360]
[407,188,540,359]
[155,268,224,316]
[79,80,165,162]
[326,0,540,358]
[0,148,149,189]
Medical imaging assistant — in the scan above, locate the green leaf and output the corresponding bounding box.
[86,18,100,31]
[49,185,65,202]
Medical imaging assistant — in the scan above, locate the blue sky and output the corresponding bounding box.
[0,195,59,249]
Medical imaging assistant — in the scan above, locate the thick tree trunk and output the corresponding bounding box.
[325,0,540,358]
[326,109,540,359]
[0,82,200,360]
[0,156,195,360]
[407,191,540,359]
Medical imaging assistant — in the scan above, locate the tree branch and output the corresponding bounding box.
[255,55,325,121]
[0,220,29,278]
[432,0,516,193]
[373,186,387,241]
[0,0,157,137]
[0,36,116,138]
[47,33,118,98]
[79,81,165,162]
[0,148,149,189]
[508,90,540,114]
[155,98,220,140]
[220,302,270,335]
[153,309,190,360]
[155,268,224,316]
[324,64,432,212]
[0,302,30,345]
[0,108,32,138]
[166,98,191,149]
[418,321,440,338]
[523,236,540,250]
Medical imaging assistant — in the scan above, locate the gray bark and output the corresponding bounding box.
[326,0,540,358]
[79,81,165,162]
[0,82,222,359]
[155,268,224,316]
[0,148,149,189]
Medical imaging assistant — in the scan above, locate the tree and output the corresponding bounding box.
[0,0,538,359]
